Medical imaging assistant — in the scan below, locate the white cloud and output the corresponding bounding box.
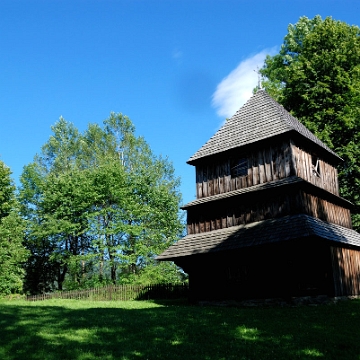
[212,48,276,118]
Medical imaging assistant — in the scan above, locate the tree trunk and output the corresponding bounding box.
[57,263,67,291]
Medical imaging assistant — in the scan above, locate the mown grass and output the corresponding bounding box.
[0,298,359,360]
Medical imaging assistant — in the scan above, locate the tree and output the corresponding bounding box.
[0,161,28,295]
[20,119,91,293]
[260,15,360,230]
[20,113,184,293]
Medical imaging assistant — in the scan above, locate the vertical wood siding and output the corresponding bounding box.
[331,246,360,296]
[186,190,352,235]
[291,141,339,196]
[195,141,294,199]
[194,139,339,200]
[299,192,352,229]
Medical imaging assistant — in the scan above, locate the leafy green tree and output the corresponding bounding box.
[83,114,184,285]
[260,15,360,230]
[20,113,184,293]
[20,163,59,294]
[0,161,28,295]
[20,119,91,293]
[40,169,94,289]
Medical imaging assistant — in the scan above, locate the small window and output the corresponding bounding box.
[231,158,248,178]
[311,156,321,177]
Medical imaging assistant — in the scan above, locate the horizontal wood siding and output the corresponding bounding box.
[186,190,352,235]
[291,141,339,196]
[331,246,360,296]
[195,141,294,199]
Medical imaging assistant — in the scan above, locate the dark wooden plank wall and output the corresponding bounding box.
[300,192,352,229]
[195,141,293,199]
[291,141,339,196]
[187,190,351,235]
[331,246,360,296]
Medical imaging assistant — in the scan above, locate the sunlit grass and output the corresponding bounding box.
[298,348,324,357]
[0,298,359,359]
[236,326,259,341]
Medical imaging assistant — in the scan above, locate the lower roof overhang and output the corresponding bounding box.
[157,214,360,261]
[181,176,352,211]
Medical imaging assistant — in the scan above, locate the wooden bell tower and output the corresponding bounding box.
[158,90,360,301]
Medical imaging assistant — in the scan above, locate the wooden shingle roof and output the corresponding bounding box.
[188,90,339,164]
[157,214,360,260]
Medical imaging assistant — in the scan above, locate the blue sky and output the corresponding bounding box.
[1,0,359,205]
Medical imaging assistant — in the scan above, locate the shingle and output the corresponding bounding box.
[188,90,339,164]
[157,214,360,260]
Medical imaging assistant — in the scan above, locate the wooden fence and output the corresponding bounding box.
[26,283,189,302]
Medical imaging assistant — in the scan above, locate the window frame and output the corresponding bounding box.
[231,157,248,178]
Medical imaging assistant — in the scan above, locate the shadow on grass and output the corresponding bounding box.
[0,299,359,360]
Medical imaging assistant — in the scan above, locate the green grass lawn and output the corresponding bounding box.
[0,298,359,360]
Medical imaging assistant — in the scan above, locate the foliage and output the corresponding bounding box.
[20,114,184,294]
[261,16,360,230]
[1,298,360,359]
[121,261,188,285]
[0,161,17,219]
[0,162,28,296]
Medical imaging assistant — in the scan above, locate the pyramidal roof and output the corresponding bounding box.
[188,90,339,164]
